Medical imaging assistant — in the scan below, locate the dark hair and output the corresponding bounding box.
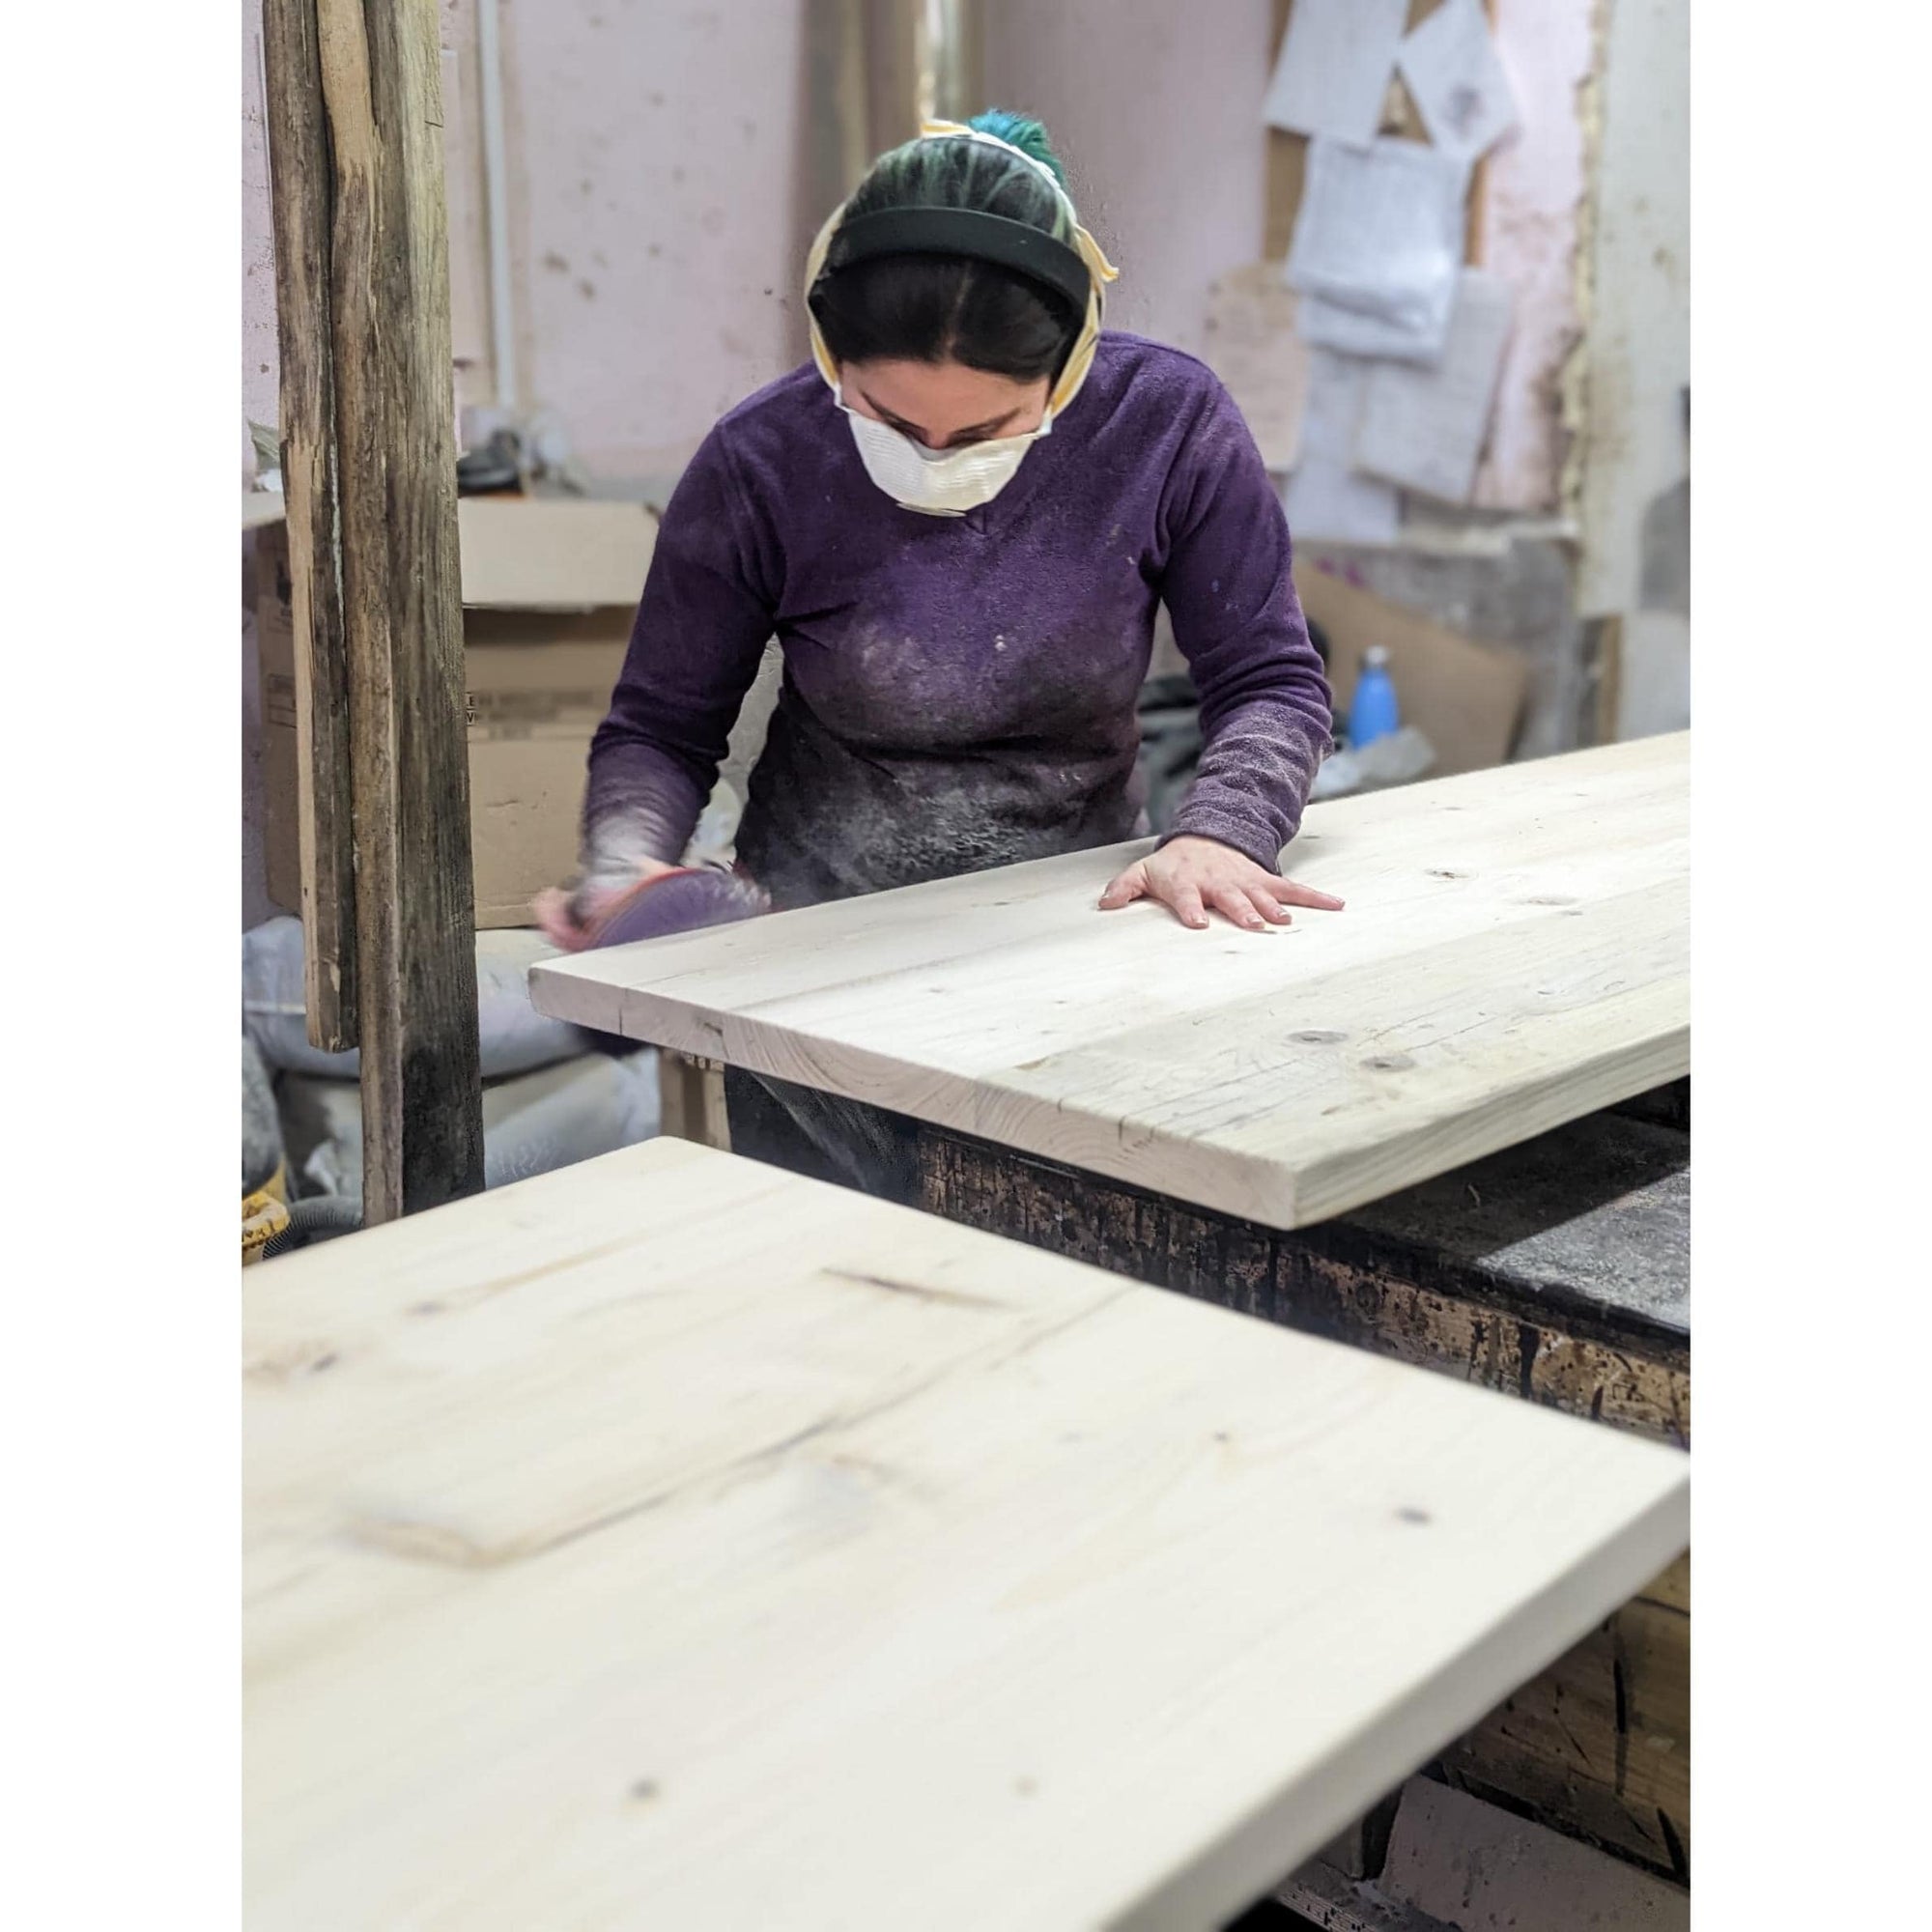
[809,111,1082,383]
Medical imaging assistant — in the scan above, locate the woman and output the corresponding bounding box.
[541,112,1342,1196]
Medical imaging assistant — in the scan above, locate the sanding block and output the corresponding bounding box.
[582,867,772,950]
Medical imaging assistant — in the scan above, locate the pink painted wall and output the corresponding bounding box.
[241,1,807,472]
[242,0,278,430]
[243,1,483,424]
[982,0,1274,359]
[500,0,806,473]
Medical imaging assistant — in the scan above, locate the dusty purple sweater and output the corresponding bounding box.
[585,332,1332,911]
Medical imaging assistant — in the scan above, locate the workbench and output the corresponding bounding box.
[533,735,1689,1231]
[529,735,1694,1883]
[246,1139,1688,1930]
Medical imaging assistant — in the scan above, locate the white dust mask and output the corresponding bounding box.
[836,386,1053,517]
[805,120,1120,518]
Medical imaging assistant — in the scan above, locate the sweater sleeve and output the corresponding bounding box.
[1155,377,1333,872]
[581,426,778,888]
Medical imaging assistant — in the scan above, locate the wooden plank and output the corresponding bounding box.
[1640,1552,1690,1614]
[1439,1596,1690,1880]
[656,1051,731,1151]
[246,1139,1688,1932]
[262,0,356,1050]
[365,0,486,1215]
[315,0,484,1219]
[916,1107,1693,1878]
[1586,611,1626,750]
[531,738,1689,1232]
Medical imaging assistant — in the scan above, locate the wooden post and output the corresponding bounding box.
[657,1054,732,1152]
[267,0,485,1223]
[262,0,356,1050]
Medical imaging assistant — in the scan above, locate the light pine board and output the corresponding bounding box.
[246,1139,1689,1932]
[531,736,1690,1229]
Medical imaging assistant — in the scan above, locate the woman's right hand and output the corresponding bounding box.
[533,860,681,952]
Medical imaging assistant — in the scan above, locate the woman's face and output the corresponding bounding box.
[840,357,1051,449]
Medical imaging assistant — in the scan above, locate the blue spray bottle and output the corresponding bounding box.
[1349,645,1400,749]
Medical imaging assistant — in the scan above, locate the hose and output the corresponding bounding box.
[258,1192,364,1262]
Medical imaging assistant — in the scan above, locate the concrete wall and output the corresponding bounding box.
[1576,0,1690,737]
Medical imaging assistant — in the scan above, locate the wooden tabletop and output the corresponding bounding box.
[246,1140,1689,1931]
[532,735,1690,1230]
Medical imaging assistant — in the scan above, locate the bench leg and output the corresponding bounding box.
[658,1051,731,1151]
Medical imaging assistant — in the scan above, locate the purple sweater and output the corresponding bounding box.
[585,333,1332,911]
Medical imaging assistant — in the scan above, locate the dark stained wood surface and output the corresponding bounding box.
[313,0,483,1218]
[919,1107,1689,1448]
[262,0,355,1050]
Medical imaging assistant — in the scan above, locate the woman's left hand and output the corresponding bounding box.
[1098,835,1345,932]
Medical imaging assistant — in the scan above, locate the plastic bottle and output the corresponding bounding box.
[1349,645,1400,749]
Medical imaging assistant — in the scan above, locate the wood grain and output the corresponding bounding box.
[532,737,1690,1231]
[363,0,486,1217]
[246,1139,1688,1932]
[1441,1594,1691,1879]
[656,1050,731,1150]
[918,1115,1693,1877]
[261,0,355,1049]
[315,0,484,1219]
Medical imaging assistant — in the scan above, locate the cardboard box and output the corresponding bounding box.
[1293,563,1529,775]
[257,497,656,928]
[1147,563,1529,779]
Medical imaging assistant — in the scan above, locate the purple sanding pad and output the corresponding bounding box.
[584,867,772,950]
